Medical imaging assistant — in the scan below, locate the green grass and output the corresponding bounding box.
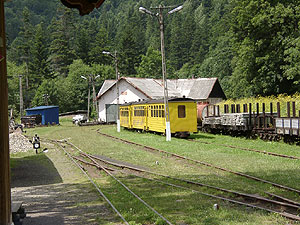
[24,122,300,224]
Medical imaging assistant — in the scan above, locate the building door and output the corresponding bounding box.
[106,104,118,123]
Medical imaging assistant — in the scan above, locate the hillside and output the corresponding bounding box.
[4,0,300,114]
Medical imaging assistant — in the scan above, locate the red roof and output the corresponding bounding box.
[60,0,106,15]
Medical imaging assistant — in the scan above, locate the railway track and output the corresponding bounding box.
[59,140,300,222]
[54,140,129,225]
[54,139,173,225]
[96,131,300,196]
[188,138,300,160]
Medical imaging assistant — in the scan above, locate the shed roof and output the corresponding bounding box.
[97,77,226,101]
[26,106,59,111]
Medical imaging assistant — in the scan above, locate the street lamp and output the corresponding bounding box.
[139,4,183,141]
[102,50,120,132]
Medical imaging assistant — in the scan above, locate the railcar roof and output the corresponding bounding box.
[120,98,195,106]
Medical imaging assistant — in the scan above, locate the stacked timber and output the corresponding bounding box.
[203,113,249,127]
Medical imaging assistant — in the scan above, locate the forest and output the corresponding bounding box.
[4,0,300,116]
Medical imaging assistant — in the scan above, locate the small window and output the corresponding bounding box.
[159,105,162,117]
[178,105,186,118]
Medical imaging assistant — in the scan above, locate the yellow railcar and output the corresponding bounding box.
[120,98,198,137]
[120,105,131,128]
[132,104,147,130]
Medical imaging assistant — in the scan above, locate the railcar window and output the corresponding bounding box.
[178,105,186,118]
[134,106,145,117]
[155,106,158,117]
[159,105,162,117]
[151,106,153,117]
[121,111,129,117]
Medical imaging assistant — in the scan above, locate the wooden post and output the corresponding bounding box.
[270,102,273,115]
[287,102,290,118]
[243,104,248,113]
[236,104,240,113]
[249,103,252,127]
[292,102,296,118]
[277,102,281,118]
[231,104,235,113]
[262,103,266,128]
[0,0,12,224]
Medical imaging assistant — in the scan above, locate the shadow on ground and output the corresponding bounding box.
[188,133,215,139]
[11,154,63,188]
[12,182,118,225]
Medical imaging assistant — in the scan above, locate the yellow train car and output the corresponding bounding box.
[120,104,131,128]
[120,98,198,137]
[132,104,147,130]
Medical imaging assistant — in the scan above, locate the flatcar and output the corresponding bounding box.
[119,98,198,137]
[200,102,300,143]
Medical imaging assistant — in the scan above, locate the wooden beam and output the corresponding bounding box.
[0,0,12,224]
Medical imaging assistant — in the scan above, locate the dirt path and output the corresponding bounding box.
[11,143,122,225]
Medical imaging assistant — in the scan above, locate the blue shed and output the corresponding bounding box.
[26,106,59,125]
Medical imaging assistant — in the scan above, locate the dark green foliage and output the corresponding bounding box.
[5,0,300,112]
[29,23,52,80]
[137,47,162,78]
[118,25,141,76]
[49,6,77,77]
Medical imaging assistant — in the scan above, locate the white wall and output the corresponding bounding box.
[98,80,149,122]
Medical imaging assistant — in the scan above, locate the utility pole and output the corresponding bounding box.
[88,76,91,121]
[103,50,120,132]
[139,4,183,141]
[19,74,24,117]
[0,0,12,224]
[81,74,100,121]
[43,94,49,106]
[91,74,100,119]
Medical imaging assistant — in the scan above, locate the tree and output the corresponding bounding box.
[137,47,162,78]
[56,60,114,112]
[89,26,111,65]
[49,6,77,76]
[29,22,52,81]
[229,0,300,97]
[7,62,26,116]
[118,25,140,76]
[31,79,59,106]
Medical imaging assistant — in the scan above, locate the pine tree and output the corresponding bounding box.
[49,6,77,77]
[89,26,110,65]
[118,25,140,76]
[29,22,52,82]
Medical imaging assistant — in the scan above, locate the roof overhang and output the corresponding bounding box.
[60,0,106,15]
[96,77,153,100]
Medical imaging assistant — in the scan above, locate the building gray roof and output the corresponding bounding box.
[97,77,226,100]
[98,80,116,96]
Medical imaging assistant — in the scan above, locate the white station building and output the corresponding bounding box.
[97,77,226,123]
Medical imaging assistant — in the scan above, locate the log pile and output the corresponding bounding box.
[203,113,249,127]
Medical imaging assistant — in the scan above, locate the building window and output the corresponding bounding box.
[178,105,186,118]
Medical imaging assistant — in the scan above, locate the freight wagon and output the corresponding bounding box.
[200,102,300,143]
